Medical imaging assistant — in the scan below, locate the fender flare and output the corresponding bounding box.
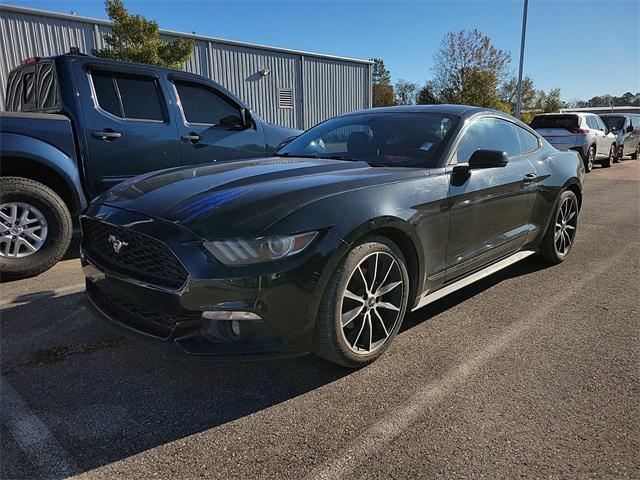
[0,132,87,212]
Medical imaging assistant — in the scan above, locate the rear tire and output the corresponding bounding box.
[0,177,72,281]
[614,146,623,163]
[537,190,579,265]
[584,146,595,172]
[313,236,410,368]
[601,144,615,168]
[632,145,639,160]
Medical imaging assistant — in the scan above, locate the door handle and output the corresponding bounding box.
[181,133,201,143]
[523,173,537,183]
[92,130,121,141]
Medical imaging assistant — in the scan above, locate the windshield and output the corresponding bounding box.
[276,112,459,168]
[601,116,625,131]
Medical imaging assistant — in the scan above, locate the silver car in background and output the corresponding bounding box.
[530,113,617,172]
[600,113,640,161]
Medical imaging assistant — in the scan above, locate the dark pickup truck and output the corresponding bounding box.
[0,52,300,279]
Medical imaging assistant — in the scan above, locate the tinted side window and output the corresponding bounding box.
[91,71,164,121]
[92,71,121,117]
[455,117,520,163]
[516,126,539,154]
[117,75,164,121]
[174,81,241,125]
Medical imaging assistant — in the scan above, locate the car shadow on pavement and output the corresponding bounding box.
[1,257,549,476]
[0,290,349,476]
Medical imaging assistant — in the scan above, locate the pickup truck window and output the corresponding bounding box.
[91,71,164,121]
[5,62,59,113]
[174,81,241,126]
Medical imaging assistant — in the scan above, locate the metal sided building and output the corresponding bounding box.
[0,4,372,129]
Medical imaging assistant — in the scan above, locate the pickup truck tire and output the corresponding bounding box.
[0,177,72,280]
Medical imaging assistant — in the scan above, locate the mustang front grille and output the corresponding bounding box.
[81,218,188,289]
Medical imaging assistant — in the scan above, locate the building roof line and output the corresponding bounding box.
[0,3,374,65]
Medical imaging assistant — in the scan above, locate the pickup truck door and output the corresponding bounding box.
[76,65,181,196]
[170,77,265,166]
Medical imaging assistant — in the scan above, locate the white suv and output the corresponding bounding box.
[530,113,617,172]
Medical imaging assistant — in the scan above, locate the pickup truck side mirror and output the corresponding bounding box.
[240,108,254,129]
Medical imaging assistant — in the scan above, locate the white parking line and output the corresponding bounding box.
[0,283,85,309]
[307,246,632,480]
[1,376,79,478]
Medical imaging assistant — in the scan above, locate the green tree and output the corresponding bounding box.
[370,58,392,86]
[430,29,511,105]
[370,58,395,107]
[455,68,510,111]
[394,79,418,105]
[416,83,439,105]
[93,0,194,68]
[373,85,395,107]
[544,88,564,112]
[500,75,536,113]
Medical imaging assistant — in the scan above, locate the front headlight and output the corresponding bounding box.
[204,231,318,265]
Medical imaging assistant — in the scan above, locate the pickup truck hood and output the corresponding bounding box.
[96,157,420,239]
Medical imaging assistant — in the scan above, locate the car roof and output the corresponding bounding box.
[599,113,631,117]
[345,104,503,118]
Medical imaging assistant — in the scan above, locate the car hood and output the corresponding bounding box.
[95,157,423,239]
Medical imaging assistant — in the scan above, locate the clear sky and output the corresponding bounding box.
[6,0,640,101]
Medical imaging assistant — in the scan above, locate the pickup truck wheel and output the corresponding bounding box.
[0,177,72,280]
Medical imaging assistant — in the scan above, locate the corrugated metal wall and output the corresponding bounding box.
[0,5,371,129]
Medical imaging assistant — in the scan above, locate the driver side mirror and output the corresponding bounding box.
[454,149,508,173]
[627,125,634,133]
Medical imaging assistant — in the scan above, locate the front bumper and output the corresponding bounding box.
[81,204,347,359]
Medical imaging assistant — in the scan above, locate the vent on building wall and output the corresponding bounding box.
[278,88,294,109]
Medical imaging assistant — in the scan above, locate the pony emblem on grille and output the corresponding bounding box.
[108,234,128,254]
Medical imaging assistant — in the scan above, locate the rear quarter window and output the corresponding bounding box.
[516,126,539,154]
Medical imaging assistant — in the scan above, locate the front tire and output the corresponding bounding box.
[313,236,410,368]
[537,190,579,265]
[584,146,595,172]
[0,177,72,280]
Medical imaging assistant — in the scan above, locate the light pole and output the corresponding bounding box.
[515,0,529,119]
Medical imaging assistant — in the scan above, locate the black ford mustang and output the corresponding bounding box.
[81,105,584,367]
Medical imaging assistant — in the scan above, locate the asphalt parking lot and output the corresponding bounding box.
[2,160,639,479]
